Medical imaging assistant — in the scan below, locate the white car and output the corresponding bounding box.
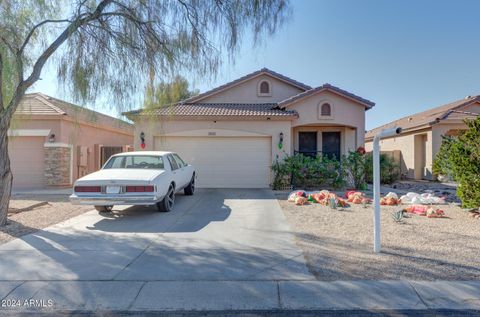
[70,151,196,212]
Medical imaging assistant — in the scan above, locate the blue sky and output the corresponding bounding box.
[32,0,480,130]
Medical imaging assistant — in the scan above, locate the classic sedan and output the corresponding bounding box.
[70,151,195,212]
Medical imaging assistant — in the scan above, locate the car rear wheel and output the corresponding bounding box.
[95,205,113,213]
[184,175,195,196]
[157,184,175,212]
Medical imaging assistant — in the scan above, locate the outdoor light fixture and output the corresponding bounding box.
[48,133,56,143]
[278,132,284,149]
[140,132,146,149]
[372,126,402,253]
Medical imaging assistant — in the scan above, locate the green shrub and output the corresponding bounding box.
[432,136,454,179]
[341,151,367,189]
[271,153,343,190]
[364,152,400,184]
[271,149,400,190]
[433,117,480,208]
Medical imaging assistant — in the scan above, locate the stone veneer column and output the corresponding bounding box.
[44,143,73,187]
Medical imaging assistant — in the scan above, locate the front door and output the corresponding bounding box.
[322,132,341,159]
[298,132,317,156]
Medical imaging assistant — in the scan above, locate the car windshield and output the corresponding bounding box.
[103,155,164,170]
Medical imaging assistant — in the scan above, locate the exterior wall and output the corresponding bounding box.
[10,117,61,137]
[198,74,305,104]
[8,116,133,187]
[134,118,292,163]
[292,126,357,156]
[58,119,133,181]
[365,128,433,179]
[288,91,366,147]
[44,144,72,186]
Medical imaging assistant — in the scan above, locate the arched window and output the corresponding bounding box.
[258,80,271,96]
[321,103,331,116]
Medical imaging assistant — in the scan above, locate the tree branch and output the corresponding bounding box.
[3,0,115,121]
[0,36,15,54]
[0,52,3,112]
[19,19,72,55]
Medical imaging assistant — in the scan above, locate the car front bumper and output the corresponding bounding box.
[70,194,162,206]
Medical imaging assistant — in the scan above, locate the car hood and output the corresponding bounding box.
[75,169,165,185]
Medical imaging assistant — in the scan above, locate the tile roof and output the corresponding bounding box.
[365,96,480,140]
[15,94,66,115]
[277,83,375,109]
[126,103,298,118]
[183,68,312,103]
[16,93,133,132]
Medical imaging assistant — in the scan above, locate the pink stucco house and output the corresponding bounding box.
[8,93,133,189]
[125,68,374,188]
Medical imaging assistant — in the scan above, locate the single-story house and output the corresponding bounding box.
[365,95,480,180]
[8,93,133,189]
[125,68,374,188]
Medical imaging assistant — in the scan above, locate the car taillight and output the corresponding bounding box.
[75,186,101,193]
[126,186,154,193]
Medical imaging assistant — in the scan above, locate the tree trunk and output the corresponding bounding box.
[0,124,12,226]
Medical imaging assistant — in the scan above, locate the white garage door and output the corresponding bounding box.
[155,136,271,188]
[8,136,45,189]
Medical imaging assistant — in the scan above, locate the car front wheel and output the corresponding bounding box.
[95,205,113,213]
[157,184,175,212]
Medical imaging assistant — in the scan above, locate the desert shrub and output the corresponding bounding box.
[271,153,343,190]
[271,148,400,190]
[432,136,455,179]
[341,150,367,189]
[364,152,400,185]
[433,117,480,208]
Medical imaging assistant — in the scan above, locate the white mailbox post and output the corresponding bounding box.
[372,127,402,253]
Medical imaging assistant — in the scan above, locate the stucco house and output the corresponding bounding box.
[8,93,133,189]
[365,95,480,180]
[125,68,374,188]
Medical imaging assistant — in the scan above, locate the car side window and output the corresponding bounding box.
[104,156,125,168]
[173,154,186,168]
[167,155,179,170]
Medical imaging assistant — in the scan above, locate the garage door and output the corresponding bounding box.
[8,136,45,189]
[155,136,271,188]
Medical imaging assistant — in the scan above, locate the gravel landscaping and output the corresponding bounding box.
[278,190,479,281]
[0,194,91,244]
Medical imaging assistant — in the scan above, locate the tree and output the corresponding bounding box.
[144,75,199,108]
[0,0,290,225]
[433,117,480,208]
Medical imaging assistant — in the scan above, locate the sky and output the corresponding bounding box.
[32,0,480,130]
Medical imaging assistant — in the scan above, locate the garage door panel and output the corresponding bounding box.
[8,136,45,188]
[155,136,271,188]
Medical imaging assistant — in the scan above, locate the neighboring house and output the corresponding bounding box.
[8,93,133,189]
[125,68,374,188]
[365,95,480,180]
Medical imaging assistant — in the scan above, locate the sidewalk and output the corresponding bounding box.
[0,280,479,315]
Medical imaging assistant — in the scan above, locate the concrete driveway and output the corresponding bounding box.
[0,189,314,312]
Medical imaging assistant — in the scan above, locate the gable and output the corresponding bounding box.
[194,74,306,104]
[441,101,480,122]
[457,102,480,114]
[289,90,366,129]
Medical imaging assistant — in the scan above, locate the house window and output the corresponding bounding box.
[257,80,271,96]
[321,103,331,116]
